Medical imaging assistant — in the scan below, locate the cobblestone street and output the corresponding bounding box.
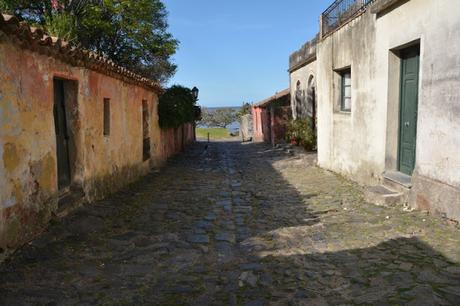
[0,141,459,305]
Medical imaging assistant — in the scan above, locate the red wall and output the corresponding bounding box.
[159,123,195,164]
[252,101,291,146]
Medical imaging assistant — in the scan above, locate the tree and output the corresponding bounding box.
[0,0,178,83]
[237,102,252,118]
[158,85,198,129]
[200,108,239,129]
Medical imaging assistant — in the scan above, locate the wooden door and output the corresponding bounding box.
[398,46,420,176]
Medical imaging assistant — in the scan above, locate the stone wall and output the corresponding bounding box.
[316,0,460,220]
[0,32,193,257]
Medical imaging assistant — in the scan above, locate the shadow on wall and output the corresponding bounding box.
[0,141,458,305]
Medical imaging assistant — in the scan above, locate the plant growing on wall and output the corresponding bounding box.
[158,85,199,129]
[285,118,316,151]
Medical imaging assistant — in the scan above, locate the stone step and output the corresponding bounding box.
[57,186,85,218]
[364,185,405,207]
[383,170,412,193]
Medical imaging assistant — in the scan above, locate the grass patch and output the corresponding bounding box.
[196,128,235,140]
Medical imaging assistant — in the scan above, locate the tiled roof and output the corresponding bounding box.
[0,14,162,93]
[254,88,290,108]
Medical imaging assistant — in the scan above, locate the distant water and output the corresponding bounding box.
[198,106,241,133]
[228,121,240,133]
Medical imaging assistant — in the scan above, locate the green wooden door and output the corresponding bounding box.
[398,47,420,176]
[53,79,72,189]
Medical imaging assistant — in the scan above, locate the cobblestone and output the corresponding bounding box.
[0,141,459,305]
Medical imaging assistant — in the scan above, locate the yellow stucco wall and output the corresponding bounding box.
[0,37,165,254]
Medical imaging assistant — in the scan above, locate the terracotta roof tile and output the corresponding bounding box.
[254,88,290,108]
[0,13,163,93]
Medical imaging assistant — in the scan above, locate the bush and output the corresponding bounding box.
[285,118,316,151]
[159,85,199,129]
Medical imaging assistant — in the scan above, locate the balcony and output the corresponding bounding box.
[321,0,376,37]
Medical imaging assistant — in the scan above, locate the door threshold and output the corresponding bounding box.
[383,170,412,188]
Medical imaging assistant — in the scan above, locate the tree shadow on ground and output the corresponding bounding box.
[0,140,458,305]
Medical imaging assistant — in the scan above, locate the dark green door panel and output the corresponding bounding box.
[398,47,420,176]
[54,80,72,190]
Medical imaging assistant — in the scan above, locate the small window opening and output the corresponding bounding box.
[103,98,110,136]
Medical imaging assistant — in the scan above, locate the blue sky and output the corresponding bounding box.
[163,0,332,107]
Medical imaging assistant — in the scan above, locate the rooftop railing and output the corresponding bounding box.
[321,0,376,37]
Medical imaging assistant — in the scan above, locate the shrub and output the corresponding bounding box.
[285,118,316,151]
[159,85,199,129]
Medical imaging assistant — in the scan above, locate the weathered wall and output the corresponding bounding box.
[252,107,264,142]
[290,60,317,119]
[240,114,253,142]
[270,105,292,146]
[252,96,291,147]
[374,0,460,219]
[159,123,195,165]
[0,35,171,255]
[317,11,379,184]
[317,0,460,220]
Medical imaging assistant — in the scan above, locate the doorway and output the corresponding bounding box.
[142,100,151,161]
[398,45,420,176]
[53,79,72,190]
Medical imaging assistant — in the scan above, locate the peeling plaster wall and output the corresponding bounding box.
[317,0,460,220]
[0,37,169,254]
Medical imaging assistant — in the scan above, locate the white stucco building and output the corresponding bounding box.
[290,0,460,221]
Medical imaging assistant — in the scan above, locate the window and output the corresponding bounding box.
[340,69,351,112]
[103,98,110,136]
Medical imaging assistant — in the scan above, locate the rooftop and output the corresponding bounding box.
[254,88,290,108]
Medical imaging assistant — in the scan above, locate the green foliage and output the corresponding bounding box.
[158,85,198,129]
[44,12,77,42]
[200,108,239,129]
[285,118,317,151]
[0,0,178,83]
[237,102,252,118]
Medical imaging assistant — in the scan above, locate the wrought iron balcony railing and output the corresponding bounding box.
[321,0,376,37]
